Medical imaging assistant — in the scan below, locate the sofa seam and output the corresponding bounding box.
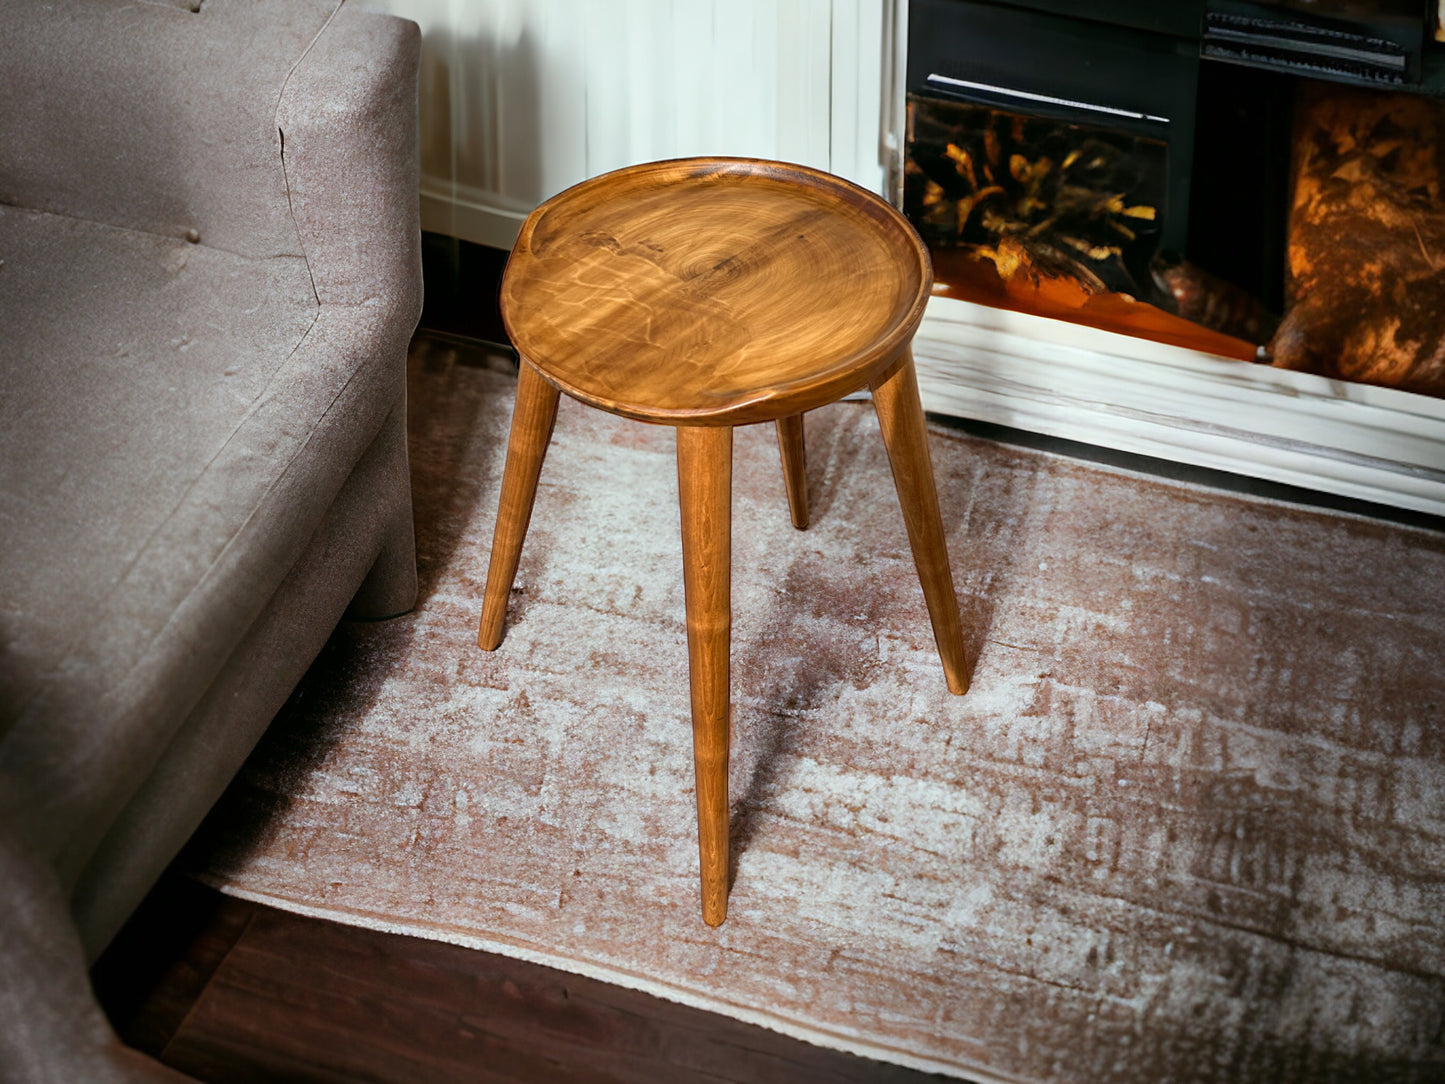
[0,201,310,265]
[272,0,346,310]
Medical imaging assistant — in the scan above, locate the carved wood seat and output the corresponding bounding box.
[478,157,968,926]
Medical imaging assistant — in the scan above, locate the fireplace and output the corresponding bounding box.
[899,0,1445,516]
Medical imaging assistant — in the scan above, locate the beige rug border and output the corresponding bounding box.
[202,876,1032,1084]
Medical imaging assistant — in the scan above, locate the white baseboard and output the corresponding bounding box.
[419,179,527,251]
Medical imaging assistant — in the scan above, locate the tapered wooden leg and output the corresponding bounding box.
[676,425,733,927]
[870,351,969,695]
[775,413,809,530]
[477,361,561,651]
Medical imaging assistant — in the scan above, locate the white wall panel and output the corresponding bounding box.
[368,0,890,247]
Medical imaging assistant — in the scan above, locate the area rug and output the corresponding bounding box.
[185,336,1445,1083]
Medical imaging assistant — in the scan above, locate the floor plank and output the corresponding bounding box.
[98,878,953,1083]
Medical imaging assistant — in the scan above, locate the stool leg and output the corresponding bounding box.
[870,351,969,696]
[478,361,561,651]
[775,414,809,530]
[676,425,733,927]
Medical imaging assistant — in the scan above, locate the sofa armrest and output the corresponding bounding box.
[278,5,424,348]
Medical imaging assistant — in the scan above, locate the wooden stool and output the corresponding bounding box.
[478,158,968,927]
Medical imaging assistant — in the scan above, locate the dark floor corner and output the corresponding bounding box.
[92,876,251,1059]
[420,232,514,350]
[94,875,958,1084]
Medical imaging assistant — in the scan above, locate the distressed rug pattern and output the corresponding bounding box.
[185,338,1445,1083]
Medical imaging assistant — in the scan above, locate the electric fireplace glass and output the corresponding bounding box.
[904,94,1168,304]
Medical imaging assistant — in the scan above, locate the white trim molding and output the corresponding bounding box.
[418,178,531,252]
[914,296,1445,517]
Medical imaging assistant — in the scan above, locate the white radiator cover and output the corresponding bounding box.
[374,0,1445,516]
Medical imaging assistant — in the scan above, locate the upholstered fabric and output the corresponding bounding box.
[0,1,422,1078]
[0,0,326,255]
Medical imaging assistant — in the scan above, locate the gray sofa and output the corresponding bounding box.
[0,1,423,1078]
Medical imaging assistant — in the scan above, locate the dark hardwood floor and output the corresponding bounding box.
[94,876,950,1083]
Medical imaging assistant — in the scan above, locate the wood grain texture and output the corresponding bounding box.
[676,425,734,927]
[104,887,947,1084]
[93,877,255,1058]
[870,352,969,696]
[775,414,809,530]
[478,360,560,651]
[187,345,1445,1084]
[499,158,932,427]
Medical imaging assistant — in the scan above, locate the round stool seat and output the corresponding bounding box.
[500,158,932,426]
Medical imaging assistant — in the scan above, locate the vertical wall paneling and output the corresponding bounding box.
[581,2,629,180]
[773,0,826,170]
[367,0,882,248]
[536,1,589,201]
[828,0,890,196]
[884,0,908,205]
[670,2,714,162]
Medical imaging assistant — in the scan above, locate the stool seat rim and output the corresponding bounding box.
[500,156,934,427]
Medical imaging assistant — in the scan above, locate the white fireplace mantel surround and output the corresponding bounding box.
[372,0,1445,517]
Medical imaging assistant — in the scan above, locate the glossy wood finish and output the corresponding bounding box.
[477,361,560,651]
[483,157,968,924]
[870,352,969,696]
[676,426,733,927]
[500,158,932,427]
[775,414,809,530]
